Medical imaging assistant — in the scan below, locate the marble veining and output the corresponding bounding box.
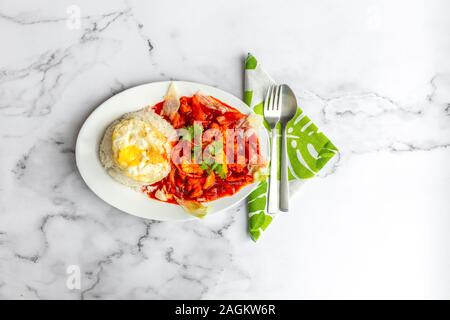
[1,0,450,299]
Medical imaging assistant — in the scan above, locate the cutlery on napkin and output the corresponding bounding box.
[244,53,339,241]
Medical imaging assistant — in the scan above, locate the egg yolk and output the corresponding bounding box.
[117,145,142,167]
[147,146,166,164]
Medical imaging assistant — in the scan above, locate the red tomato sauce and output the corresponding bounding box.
[142,95,261,203]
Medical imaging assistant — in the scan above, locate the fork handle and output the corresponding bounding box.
[280,123,289,212]
[267,127,278,214]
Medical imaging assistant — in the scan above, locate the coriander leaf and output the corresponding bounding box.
[200,161,209,171]
[213,164,227,179]
[211,162,219,171]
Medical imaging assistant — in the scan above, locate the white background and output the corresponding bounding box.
[0,0,449,299]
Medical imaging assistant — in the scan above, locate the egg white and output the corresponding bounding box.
[99,108,177,188]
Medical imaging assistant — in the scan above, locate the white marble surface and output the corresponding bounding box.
[0,0,449,299]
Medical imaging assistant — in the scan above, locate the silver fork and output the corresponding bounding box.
[264,85,282,214]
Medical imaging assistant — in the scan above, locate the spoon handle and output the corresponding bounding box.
[280,123,289,212]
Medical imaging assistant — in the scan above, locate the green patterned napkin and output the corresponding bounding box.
[244,54,338,241]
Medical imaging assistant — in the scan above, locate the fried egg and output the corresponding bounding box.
[100,109,177,188]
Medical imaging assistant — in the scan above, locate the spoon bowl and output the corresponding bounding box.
[279,84,298,212]
[280,84,298,123]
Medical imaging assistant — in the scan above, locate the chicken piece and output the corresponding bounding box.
[181,161,204,176]
[179,97,191,113]
[171,112,185,129]
[229,163,246,173]
[168,169,176,185]
[194,93,232,113]
[190,186,203,198]
[203,172,216,189]
[210,122,220,130]
[191,95,208,121]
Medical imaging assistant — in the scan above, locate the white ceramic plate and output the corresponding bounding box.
[76,81,269,221]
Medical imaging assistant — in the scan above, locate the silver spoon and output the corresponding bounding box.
[279,84,298,212]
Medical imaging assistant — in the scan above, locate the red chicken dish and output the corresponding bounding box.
[141,84,266,217]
